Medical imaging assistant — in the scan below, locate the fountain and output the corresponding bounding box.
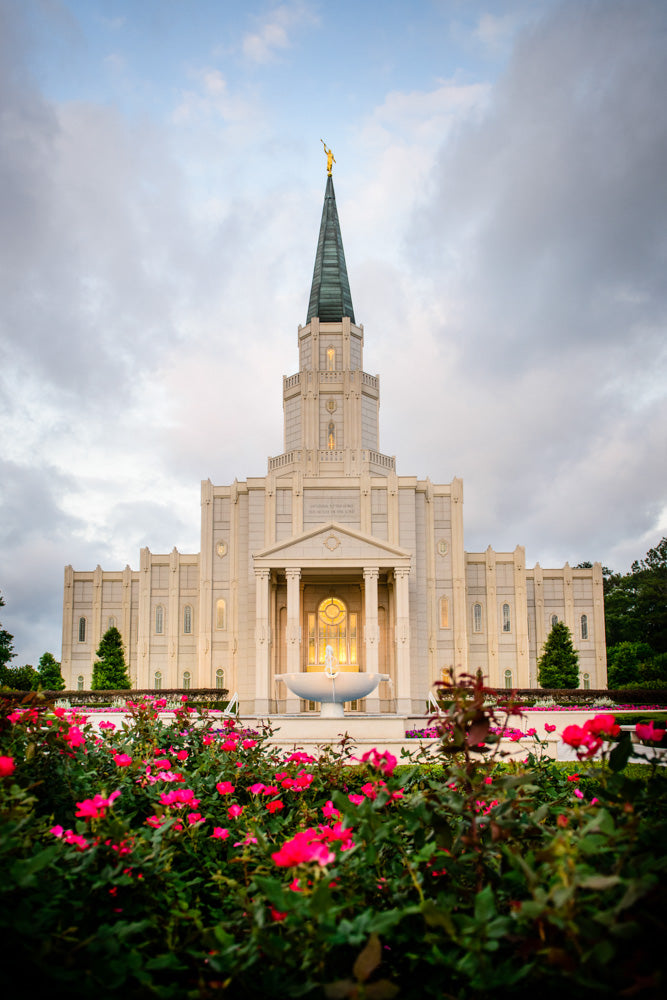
[274,645,390,718]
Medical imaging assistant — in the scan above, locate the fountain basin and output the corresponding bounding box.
[274,671,390,718]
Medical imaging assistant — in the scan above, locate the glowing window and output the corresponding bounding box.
[502,603,511,633]
[308,597,357,667]
[439,596,449,629]
[183,605,192,634]
[327,421,336,450]
[216,599,226,630]
[473,603,482,633]
[154,671,162,690]
[326,346,335,371]
[182,671,191,690]
[504,669,512,689]
[580,614,588,640]
[78,617,87,643]
[216,668,225,690]
[155,605,164,634]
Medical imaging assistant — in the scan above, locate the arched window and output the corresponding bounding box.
[78,617,87,643]
[183,605,192,634]
[473,603,482,633]
[216,599,226,630]
[216,668,225,690]
[326,346,335,371]
[107,616,116,629]
[77,675,84,691]
[154,671,162,690]
[439,596,449,629]
[580,614,588,640]
[504,669,513,689]
[308,597,357,667]
[502,603,511,633]
[155,605,164,634]
[327,421,336,450]
[583,673,590,690]
[182,671,191,690]
[551,614,558,628]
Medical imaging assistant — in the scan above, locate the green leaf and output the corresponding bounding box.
[474,884,496,922]
[609,734,633,772]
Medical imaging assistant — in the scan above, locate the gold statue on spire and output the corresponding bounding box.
[321,139,335,175]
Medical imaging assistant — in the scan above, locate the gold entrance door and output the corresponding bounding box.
[306,597,359,673]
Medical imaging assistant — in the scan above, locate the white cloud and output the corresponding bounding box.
[241,1,318,64]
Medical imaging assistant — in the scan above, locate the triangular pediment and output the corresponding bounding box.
[254,522,410,569]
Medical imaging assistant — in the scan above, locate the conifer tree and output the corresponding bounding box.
[537,621,579,688]
[91,627,131,690]
[0,592,16,674]
[34,652,66,691]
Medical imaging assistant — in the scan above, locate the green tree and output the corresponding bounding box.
[0,591,16,674]
[607,641,654,688]
[537,621,579,688]
[91,627,131,690]
[604,538,667,654]
[1,664,38,691]
[33,652,66,691]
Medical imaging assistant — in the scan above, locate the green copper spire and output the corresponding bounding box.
[306,175,355,324]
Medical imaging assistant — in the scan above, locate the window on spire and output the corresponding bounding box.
[327,421,336,450]
[326,346,335,371]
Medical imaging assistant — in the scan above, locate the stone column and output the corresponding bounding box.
[363,567,380,713]
[62,565,74,686]
[394,567,412,714]
[284,568,301,712]
[254,569,271,716]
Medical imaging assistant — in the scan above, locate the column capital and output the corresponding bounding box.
[255,567,271,581]
[362,566,379,582]
[285,567,302,582]
[394,566,410,581]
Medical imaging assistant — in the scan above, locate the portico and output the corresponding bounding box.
[253,522,412,715]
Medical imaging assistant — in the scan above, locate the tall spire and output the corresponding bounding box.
[306,175,355,324]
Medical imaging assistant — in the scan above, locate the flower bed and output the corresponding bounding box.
[1,685,665,998]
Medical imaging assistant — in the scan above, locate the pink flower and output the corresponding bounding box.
[187,812,205,825]
[0,756,15,777]
[561,725,602,759]
[159,788,200,808]
[270,907,287,922]
[544,723,557,733]
[272,830,335,867]
[63,726,86,748]
[221,739,239,751]
[114,754,132,767]
[348,793,365,805]
[266,800,284,813]
[484,776,493,785]
[175,750,189,761]
[242,739,257,749]
[356,748,397,776]
[211,827,230,839]
[249,782,266,794]
[284,751,316,764]
[573,788,584,800]
[50,825,64,837]
[216,781,235,795]
[584,714,620,738]
[322,800,341,819]
[294,771,314,789]
[99,721,116,731]
[527,728,537,737]
[636,721,666,743]
[145,815,166,829]
[75,790,121,819]
[228,804,243,819]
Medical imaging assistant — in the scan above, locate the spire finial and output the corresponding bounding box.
[321,139,335,175]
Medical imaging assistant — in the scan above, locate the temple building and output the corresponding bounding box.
[62,171,607,709]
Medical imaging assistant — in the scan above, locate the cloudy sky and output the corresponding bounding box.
[1,0,666,667]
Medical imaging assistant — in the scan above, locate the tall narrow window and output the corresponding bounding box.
[327,421,336,449]
[473,603,482,633]
[216,668,225,690]
[154,671,162,690]
[326,346,335,371]
[183,605,192,634]
[583,672,590,690]
[439,596,449,629]
[155,605,164,634]
[504,669,513,689]
[580,614,588,640]
[182,671,191,690]
[107,616,116,629]
[216,599,226,630]
[77,675,84,691]
[502,603,511,633]
[551,614,558,628]
[78,617,87,643]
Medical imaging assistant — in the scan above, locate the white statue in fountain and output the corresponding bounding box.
[274,644,389,718]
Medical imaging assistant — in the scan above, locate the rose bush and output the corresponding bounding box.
[0,682,664,998]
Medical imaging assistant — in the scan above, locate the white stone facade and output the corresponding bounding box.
[62,185,606,708]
